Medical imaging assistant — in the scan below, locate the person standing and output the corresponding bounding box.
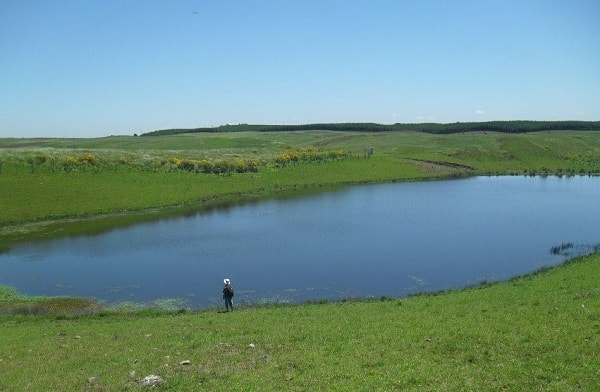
[222,278,234,312]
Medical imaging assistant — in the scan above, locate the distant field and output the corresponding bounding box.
[2,130,600,171]
[1,130,599,245]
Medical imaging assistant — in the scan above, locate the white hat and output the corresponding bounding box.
[224,278,230,284]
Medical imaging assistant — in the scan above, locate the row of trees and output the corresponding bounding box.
[142,121,600,137]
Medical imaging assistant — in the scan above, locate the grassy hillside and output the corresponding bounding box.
[1,252,598,390]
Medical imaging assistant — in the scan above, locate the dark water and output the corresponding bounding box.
[1,176,599,309]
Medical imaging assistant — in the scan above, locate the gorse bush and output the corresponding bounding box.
[275,148,349,167]
[79,153,97,165]
[198,159,214,173]
[34,153,47,165]
[177,158,195,171]
[63,156,78,171]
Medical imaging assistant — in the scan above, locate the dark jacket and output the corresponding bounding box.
[223,284,234,299]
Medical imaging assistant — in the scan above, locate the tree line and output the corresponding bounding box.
[141,120,600,137]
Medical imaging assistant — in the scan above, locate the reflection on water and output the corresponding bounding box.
[1,176,599,308]
[18,254,46,263]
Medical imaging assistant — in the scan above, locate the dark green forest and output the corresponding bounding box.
[142,120,600,137]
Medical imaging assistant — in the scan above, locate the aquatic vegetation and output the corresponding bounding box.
[551,242,574,255]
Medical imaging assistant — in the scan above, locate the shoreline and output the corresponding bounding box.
[1,250,598,315]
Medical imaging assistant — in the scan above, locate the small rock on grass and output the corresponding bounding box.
[140,375,164,387]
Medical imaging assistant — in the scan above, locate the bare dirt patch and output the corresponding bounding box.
[408,158,475,174]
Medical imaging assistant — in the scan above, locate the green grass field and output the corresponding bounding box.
[1,252,598,390]
[1,130,599,390]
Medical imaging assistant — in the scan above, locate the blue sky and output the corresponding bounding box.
[1,0,599,138]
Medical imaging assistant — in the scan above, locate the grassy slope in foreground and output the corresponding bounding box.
[0,252,598,391]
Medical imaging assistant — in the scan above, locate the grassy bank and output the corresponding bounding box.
[1,252,598,390]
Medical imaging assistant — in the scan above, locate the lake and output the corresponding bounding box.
[1,176,599,309]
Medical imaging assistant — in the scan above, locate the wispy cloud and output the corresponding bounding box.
[416,114,436,122]
[475,109,485,115]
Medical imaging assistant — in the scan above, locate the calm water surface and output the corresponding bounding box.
[1,176,599,308]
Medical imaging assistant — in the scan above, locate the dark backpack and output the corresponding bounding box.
[224,284,234,297]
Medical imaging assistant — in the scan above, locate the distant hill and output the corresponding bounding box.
[141,120,600,137]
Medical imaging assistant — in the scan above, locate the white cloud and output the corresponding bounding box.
[475,109,485,115]
[416,114,435,122]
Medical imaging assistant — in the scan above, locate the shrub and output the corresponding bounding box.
[178,159,196,172]
[235,159,247,173]
[63,156,78,171]
[214,159,234,174]
[79,153,97,165]
[34,153,47,165]
[275,152,292,167]
[247,159,259,172]
[328,149,348,160]
[198,159,214,173]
